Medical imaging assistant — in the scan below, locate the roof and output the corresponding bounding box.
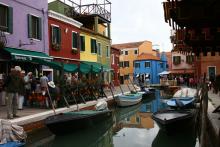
[111,41,149,50]
[135,53,160,61]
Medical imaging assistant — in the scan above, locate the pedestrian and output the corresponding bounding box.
[5,66,22,119]
[18,70,25,110]
[40,73,49,92]
[24,72,32,106]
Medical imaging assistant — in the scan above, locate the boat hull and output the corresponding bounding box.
[45,110,112,135]
[167,97,195,108]
[115,94,142,107]
[152,109,196,132]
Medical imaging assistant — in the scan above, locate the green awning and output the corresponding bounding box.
[4,47,53,61]
[80,61,102,73]
[33,58,78,73]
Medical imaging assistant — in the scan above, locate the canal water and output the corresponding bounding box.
[26,90,199,147]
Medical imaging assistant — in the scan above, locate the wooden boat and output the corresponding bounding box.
[49,116,113,147]
[115,93,142,107]
[152,109,196,132]
[166,97,195,108]
[45,110,112,135]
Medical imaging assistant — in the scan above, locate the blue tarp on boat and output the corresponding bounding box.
[0,141,25,147]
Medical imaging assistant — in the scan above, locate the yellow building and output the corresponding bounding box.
[112,41,156,84]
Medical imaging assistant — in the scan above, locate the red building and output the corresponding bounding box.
[48,10,82,64]
[111,47,120,86]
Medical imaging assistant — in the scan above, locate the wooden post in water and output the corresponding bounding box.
[200,73,208,147]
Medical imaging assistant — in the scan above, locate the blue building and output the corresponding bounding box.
[134,52,167,84]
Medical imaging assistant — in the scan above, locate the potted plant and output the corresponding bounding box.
[52,43,60,51]
[71,49,78,54]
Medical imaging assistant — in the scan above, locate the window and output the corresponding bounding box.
[120,51,124,55]
[119,62,124,67]
[80,36,85,51]
[91,38,97,53]
[186,55,194,64]
[160,62,164,68]
[145,62,150,68]
[125,51,128,55]
[28,14,41,40]
[111,54,114,64]
[0,4,13,33]
[97,42,102,55]
[135,62,140,68]
[173,56,181,65]
[106,46,110,57]
[134,50,138,54]
[51,25,61,50]
[72,32,78,49]
[124,61,129,67]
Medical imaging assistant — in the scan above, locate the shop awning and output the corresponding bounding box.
[4,47,53,61]
[158,71,170,75]
[80,61,102,73]
[33,58,78,73]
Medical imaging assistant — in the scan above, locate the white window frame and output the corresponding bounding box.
[72,31,78,50]
[207,66,216,79]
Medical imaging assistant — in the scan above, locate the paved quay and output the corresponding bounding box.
[0,84,136,126]
[207,90,220,146]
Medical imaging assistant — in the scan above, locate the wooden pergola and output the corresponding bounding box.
[163,0,220,54]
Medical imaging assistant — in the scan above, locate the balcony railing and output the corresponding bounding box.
[61,0,111,22]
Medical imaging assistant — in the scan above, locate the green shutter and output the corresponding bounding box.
[91,39,93,53]
[58,27,61,44]
[80,36,85,51]
[38,17,42,40]
[94,39,97,53]
[8,7,13,34]
[28,14,32,38]
[72,32,77,48]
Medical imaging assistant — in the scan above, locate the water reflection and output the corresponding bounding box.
[26,90,198,147]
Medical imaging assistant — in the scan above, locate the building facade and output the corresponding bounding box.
[195,52,220,81]
[111,47,120,86]
[134,53,167,84]
[171,51,195,77]
[112,41,156,84]
[0,0,50,74]
[48,10,82,64]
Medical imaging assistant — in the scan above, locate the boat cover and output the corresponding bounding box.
[0,119,26,145]
[173,88,197,98]
[95,100,108,111]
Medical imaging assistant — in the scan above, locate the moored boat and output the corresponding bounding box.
[166,97,195,108]
[115,93,142,107]
[151,109,196,132]
[45,109,112,135]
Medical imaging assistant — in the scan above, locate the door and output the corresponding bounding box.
[208,66,216,81]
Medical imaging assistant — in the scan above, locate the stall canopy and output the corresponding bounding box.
[79,61,111,74]
[158,71,170,75]
[33,58,78,73]
[4,47,53,61]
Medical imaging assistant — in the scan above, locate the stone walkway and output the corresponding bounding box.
[208,90,220,109]
[0,84,136,124]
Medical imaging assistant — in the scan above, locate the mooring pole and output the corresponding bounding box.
[200,73,208,147]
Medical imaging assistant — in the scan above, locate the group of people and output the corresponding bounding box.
[0,66,58,119]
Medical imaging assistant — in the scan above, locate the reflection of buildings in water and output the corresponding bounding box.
[120,112,154,129]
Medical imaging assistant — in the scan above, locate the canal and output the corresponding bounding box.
[26,90,199,147]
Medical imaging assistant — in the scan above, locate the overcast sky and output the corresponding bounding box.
[48,0,172,51]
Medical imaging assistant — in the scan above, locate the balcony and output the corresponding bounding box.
[61,0,111,23]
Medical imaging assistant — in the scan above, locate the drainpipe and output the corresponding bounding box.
[42,8,46,54]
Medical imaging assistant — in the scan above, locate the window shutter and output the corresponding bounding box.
[58,27,61,44]
[81,36,85,51]
[90,39,93,53]
[94,40,97,53]
[8,7,13,34]
[38,17,42,40]
[28,14,32,38]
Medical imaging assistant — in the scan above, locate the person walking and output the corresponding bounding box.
[18,70,25,110]
[5,66,22,119]
[24,72,32,106]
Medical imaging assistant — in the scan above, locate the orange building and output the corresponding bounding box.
[195,52,220,81]
[112,41,156,84]
[165,52,172,71]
